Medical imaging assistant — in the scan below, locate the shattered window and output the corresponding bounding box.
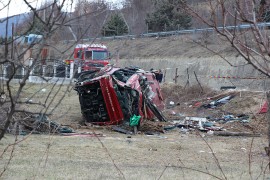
[93,51,108,60]
[85,51,92,59]
[77,50,82,58]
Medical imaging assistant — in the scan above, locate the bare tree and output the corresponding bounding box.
[0,0,69,140]
[183,0,270,77]
[0,0,102,175]
[121,0,154,34]
[181,0,270,167]
[15,2,74,41]
[0,0,113,142]
[72,0,110,38]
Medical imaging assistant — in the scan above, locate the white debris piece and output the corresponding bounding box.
[169,101,175,105]
[185,117,207,129]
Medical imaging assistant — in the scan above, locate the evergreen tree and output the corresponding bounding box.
[145,0,191,32]
[260,0,270,22]
[262,10,270,22]
[102,13,128,36]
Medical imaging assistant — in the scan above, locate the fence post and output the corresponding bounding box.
[42,65,46,77]
[163,69,166,83]
[3,64,7,79]
[65,65,69,78]
[70,61,74,79]
[174,68,178,84]
[116,50,119,66]
[22,67,25,78]
[29,58,33,82]
[53,64,57,77]
[184,68,190,89]
[29,58,33,76]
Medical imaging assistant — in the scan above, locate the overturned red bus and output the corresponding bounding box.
[74,66,166,126]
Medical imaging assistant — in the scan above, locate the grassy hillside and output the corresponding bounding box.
[53,33,237,60]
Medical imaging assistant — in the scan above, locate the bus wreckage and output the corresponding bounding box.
[74,65,166,126]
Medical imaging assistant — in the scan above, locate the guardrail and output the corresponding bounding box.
[69,22,270,42]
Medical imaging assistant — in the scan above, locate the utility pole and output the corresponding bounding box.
[43,0,47,22]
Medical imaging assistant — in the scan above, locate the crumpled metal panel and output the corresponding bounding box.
[99,76,124,125]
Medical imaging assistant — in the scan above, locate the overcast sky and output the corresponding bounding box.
[0,0,122,19]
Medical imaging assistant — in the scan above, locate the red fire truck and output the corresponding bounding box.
[67,44,111,71]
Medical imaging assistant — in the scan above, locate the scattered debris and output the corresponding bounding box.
[203,95,235,108]
[258,101,268,114]
[213,131,261,137]
[159,85,267,136]
[111,126,133,135]
[130,115,141,127]
[207,114,250,124]
[220,86,236,90]
[179,127,189,134]
[185,117,207,130]
[61,132,105,137]
[149,148,158,151]
[9,113,74,135]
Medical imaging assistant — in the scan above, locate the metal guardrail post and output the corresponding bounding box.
[192,29,196,40]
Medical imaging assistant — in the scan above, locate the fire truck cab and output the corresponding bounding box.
[73,44,110,71]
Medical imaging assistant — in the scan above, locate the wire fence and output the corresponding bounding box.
[0,60,269,91]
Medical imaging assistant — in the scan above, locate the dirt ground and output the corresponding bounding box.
[0,83,270,179]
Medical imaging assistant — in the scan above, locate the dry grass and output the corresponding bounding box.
[0,132,269,179]
[161,83,216,103]
[54,33,236,60]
